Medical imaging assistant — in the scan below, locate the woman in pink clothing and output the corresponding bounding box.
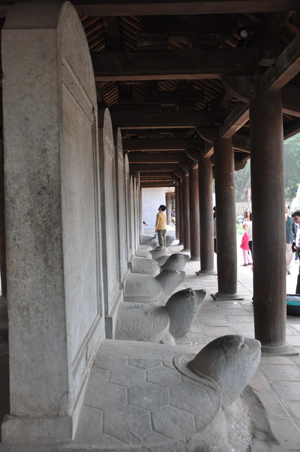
[240,225,251,266]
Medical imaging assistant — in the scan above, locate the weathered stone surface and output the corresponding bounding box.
[189,335,261,406]
[155,255,169,266]
[140,235,158,248]
[124,273,165,304]
[166,235,175,247]
[2,1,104,442]
[136,248,152,259]
[124,269,184,305]
[131,257,161,276]
[115,303,169,342]
[160,253,190,272]
[156,269,185,298]
[165,288,207,339]
[150,247,168,260]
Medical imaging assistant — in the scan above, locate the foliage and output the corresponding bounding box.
[235,162,251,201]
[236,224,244,235]
[284,135,300,198]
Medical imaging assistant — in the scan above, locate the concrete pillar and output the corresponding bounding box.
[183,172,190,251]
[179,178,185,245]
[199,158,214,272]
[175,183,180,240]
[166,193,172,225]
[189,165,200,260]
[250,91,287,353]
[214,137,238,299]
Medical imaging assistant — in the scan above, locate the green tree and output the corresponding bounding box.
[284,134,300,198]
[235,161,251,201]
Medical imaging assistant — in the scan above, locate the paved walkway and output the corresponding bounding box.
[167,241,300,452]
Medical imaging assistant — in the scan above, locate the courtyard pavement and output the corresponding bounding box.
[166,238,300,452]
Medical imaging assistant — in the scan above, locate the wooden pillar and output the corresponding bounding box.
[175,183,180,240]
[166,193,172,225]
[214,137,238,299]
[0,140,6,297]
[189,164,200,260]
[250,90,287,352]
[198,158,214,272]
[179,178,184,245]
[182,172,190,251]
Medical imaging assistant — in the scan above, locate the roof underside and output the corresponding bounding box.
[1,1,300,185]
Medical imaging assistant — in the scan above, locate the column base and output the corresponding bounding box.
[212,292,244,301]
[196,269,216,275]
[261,342,299,356]
[190,257,200,262]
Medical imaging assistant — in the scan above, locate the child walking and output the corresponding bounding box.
[240,225,251,266]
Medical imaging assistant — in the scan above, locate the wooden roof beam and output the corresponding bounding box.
[111,110,222,129]
[71,1,300,17]
[261,29,300,93]
[129,163,182,172]
[92,49,257,81]
[122,138,204,151]
[128,153,191,164]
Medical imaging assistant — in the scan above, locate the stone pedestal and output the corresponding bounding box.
[2,1,104,441]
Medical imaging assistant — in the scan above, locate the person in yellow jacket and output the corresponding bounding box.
[155,205,167,247]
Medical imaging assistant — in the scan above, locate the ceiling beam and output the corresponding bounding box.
[261,30,300,93]
[122,138,203,151]
[111,110,222,129]
[92,49,257,81]
[69,1,300,17]
[128,153,190,164]
[130,163,182,172]
[141,182,175,188]
[219,103,249,138]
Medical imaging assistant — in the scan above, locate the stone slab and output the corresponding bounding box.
[115,303,170,342]
[132,257,161,276]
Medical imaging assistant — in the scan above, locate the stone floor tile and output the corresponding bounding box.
[249,371,271,392]
[219,308,250,315]
[225,315,255,323]
[203,326,236,336]
[260,364,300,381]
[260,356,296,365]
[286,401,300,421]
[269,418,300,450]
[200,318,231,327]
[271,381,300,401]
[256,391,288,417]
[286,336,300,346]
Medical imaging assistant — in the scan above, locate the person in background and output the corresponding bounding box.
[240,224,251,266]
[244,211,253,263]
[285,205,297,275]
[213,206,217,254]
[155,205,167,248]
[292,209,300,293]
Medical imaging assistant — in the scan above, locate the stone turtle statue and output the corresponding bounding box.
[173,335,261,451]
[160,253,190,272]
[188,334,261,406]
[165,288,206,339]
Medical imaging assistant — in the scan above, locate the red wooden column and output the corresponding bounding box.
[214,137,239,299]
[189,164,200,260]
[175,182,180,240]
[250,91,288,353]
[198,158,214,272]
[0,140,6,297]
[183,172,190,251]
[166,193,172,225]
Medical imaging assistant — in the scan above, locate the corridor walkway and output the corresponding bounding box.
[168,241,300,452]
